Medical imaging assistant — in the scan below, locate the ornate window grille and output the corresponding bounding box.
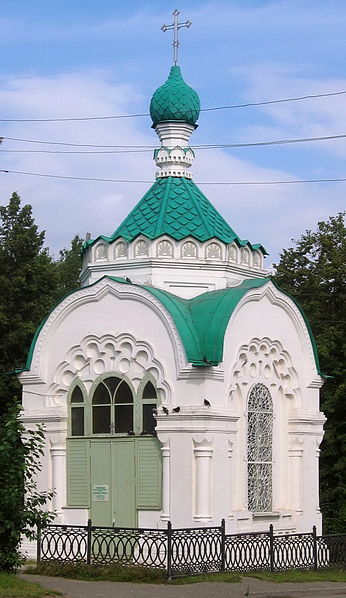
[247,383,273,512]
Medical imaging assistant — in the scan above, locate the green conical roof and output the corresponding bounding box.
[150,66,200,126]
[84,177,267,253]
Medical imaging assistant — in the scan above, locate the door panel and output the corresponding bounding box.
[90,441,112,526]
[112,440,136,527]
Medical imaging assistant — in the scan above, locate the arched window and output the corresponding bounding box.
[247,383,273,512]
[70,385,85,436]
[141,381,157,435]
[92,377,134,434]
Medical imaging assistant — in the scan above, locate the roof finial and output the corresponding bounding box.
[161,9,192,66]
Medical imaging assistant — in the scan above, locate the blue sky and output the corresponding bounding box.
[0,0,345,264]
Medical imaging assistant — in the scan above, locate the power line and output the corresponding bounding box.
[1,133,345,154]
[0,90,345,123]
[1,169,345,185]
[3,136,155,147]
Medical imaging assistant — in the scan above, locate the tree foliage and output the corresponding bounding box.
[274,212,346,532]
[0,192,58,416]
[54,234,83,301]
[0,398,54,571]
[0,192,84,570]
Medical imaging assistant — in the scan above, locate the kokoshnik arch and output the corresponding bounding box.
[19,12,326,556]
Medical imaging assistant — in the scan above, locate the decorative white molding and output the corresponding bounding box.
[95,243,107,260]
[21,408,67,423]
[135,240,148,257]
[230,337,300,403]
[114,241,128,259]
[229,283,323,386]
[80,234,268,289]
[51,332,171,402]
[181,241,197,258]
[23,278,189,381]
[154,121,195,179]
[206,242,222,260]
[157,240,173,257]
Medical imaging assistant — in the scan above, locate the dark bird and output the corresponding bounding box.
[204,399,211,407]
[152,408,158,416]
[127,430,135,435]
[172,406,180,412]
[202,356,212,365]
[125,277,132,283]
[140,430,148,435]
[162,406,169,415]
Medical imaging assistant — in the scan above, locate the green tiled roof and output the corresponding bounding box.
[85,177,267,253]
[150,66,200,126]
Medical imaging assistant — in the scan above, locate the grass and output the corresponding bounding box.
[24,562,346,585]
[25,562,240,584]
[247,569,346,583]
[0,573,61,598]
[26,562,167,583]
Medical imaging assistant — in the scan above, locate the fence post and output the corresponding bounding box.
[220,518,226,572]
[269,524,274,572]
[36,521,41,564]
[312,525,318,571]
[86,518,92,565]
[167,520,172,581]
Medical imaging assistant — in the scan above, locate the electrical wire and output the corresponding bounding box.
[1,169,345,185]
[1,133,345,153]
[0,90,345,122]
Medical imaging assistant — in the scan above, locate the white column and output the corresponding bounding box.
[193,438,213,521]
[160,439,170,520]
[227,438,235,517]
[50,441,66,518]
[288,435,304,512]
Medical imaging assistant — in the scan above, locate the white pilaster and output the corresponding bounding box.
[289,436,304,512]
[160,438,171,520]
[50,440,66,518]
[193,437,213,521]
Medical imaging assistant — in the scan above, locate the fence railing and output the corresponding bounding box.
[37,520,346,579]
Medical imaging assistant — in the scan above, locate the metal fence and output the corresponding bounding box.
[37,520,346,579]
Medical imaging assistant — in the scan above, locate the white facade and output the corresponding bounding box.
[20,275,325,554]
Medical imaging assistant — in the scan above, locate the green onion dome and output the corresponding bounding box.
[150,66,200,126]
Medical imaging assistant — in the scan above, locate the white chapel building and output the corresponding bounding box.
[20,61,326,542]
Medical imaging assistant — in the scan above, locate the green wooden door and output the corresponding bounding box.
[90,439,136,527]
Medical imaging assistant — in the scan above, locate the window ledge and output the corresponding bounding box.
[252,511,280,520]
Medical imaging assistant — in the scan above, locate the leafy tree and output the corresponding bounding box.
[274,212,346,532]
[0,398,54,571]
[53,234,83,301]
[0,192,58,416]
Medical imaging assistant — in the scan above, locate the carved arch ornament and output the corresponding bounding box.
[25,279,189,394]
[228,282,322,388]
[230,337,301,405]
[49,333,170,407]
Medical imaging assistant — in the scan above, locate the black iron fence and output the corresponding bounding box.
[37,520,346,579]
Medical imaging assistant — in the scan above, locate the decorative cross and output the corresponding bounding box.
[161,9,192,66]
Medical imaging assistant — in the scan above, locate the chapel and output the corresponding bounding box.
[19,32,326,550]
